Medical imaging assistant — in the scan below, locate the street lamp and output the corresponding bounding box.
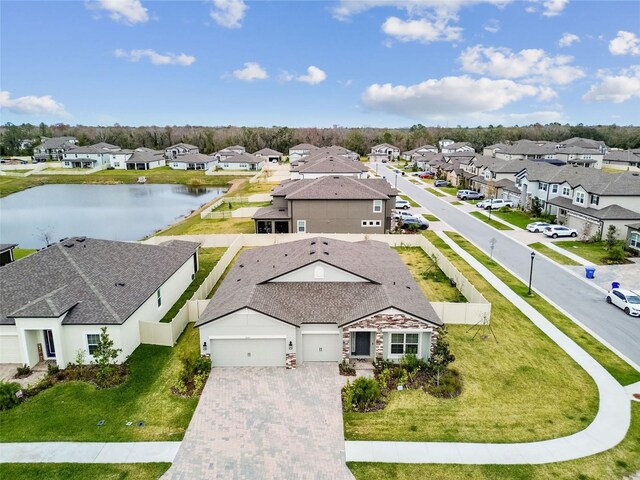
[394,171,399,189]
[528,251,536,295]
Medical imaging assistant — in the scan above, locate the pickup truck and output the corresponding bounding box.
[476,198,514,210]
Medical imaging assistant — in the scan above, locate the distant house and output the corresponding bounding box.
[216,152,264,171]
[195,237,442,367]
[626,223,640,253]
[213,145,247,162]
[556,137,607,154]
[0,244,17,267]
[290,155,368,180]
[169,153,217,171]
[252,176,397,234]
[33,137,78,161]
[401,145,438,161]
[0,237,199,368]
[602,150,640,172]
[438,139,454,149]
[440,142,475,154]
[369,143,400,162]
[254,148,283,163]
[288,144,319,162]
[165,143,200,160]
[125,148,166,170]
[62,144,133,169]
[482,143,509,157]
[494,140,559,162]
[555,147,603,169]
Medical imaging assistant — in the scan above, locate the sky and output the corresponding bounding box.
[1,0,639,128]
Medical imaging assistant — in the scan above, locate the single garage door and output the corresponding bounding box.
[0,336,21,363]
[302,333,341,362]
[210,338,286,367]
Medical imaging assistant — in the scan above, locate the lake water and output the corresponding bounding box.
[0,184,226,248]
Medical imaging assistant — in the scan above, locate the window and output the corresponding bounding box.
[87,334,100,355]
[590,194,599,206]
[156,289,162,308]
[297,220,306,233]
[630,232,640,250]
[551,184,558,194]
[361,220,382,227]
[562,186,571,196]
[373,200,382,213]
[575,191,585,204]
[114,162,120,167]
[64,162,70,166]
[540,183,548,192]
[390,333,419,355]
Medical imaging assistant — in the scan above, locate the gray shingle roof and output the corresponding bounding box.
[292,155,368,174]
[252,206,290,220]
[290,143,318,151]
[521,165,640,195]
[0,237,199,326]
[170,153,215,164]
[196,237,442,328]
[126,149,164,163]
[254,148,283,156]
[0,244,17,253]
[272,176,396,200]
[219,153,263,164]
[37,137,77,150]
[167,143,199,150]
[548,197,640,220]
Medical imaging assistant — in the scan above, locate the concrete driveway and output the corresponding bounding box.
[162,363,353,480]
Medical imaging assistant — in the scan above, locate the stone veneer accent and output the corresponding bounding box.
[342,314,437,360]
[285,353,297,369]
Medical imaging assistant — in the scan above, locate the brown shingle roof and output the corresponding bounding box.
[273,176,396,200]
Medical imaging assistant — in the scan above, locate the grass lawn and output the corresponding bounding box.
[160,248,227,323]
[226,181,277,197]
[349,404,640,479]
[423,214,439,222]
[344,233,599,444]
[13,248,37,260]
[425,187,445,197]
[469,211,514,230]
[490,210,543,230]
[0,324,201,442]
[213,200,271,212]
[443,231,640,386]
[395,247,466,302]
[529,242,581,266]
[555,240,633,265]
[440,186,458,196]
[400,194,420,207]
[159,217,255,236]
[409,179,421,185]
[450,201,463,205]
[0,463,170,480]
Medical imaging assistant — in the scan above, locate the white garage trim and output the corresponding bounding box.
[301,331,340,335]
[209,335,286,340]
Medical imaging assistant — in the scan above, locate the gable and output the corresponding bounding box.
[269,261,369,283]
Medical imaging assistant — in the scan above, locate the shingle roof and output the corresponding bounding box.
[292,155,368,174]
[604,150,640,163]
[220,153,263,164]
[521,165,640,195]
[0,243,17,253]
[548,197,640,220]
[126,149,165,163]
[254,148,283,156]
[252,206,290,220]
[443,142,473,150]
[167,143,199,150]
[169,153,216,164]
[560,137,606,150]
[272,176,396,200]
[290,143,318,151]
[371,143,400,151]
[196,237,442,328]
[37,137,77,150]
[0,237,199,326]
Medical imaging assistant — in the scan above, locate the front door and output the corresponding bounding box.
[354,331,370,356]
[43,330,56,358]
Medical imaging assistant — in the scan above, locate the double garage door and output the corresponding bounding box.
[210,338,286,367]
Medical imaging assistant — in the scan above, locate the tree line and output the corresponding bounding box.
[1,122,639,157]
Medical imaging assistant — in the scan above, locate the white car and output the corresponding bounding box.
[395,199,410,210]
[542,225,578,238]
[476,198,514,210]
[526,221,551,233]
[394,210,418,220]
[606,288,640,316]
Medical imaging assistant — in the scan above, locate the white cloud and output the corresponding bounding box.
[282,66,327,85]
[231,62,268,81]
[525,0,569,16]
[92,0,149,25]
[558,32,580,47]
[459,45,585,85]
[609,31,640,56]
[209,0,247,28]
[0,91,68,116]
[483,18,500,33]
[582,66,640,103]
[362,76,547,121]
[382,16,462,43]
[114,49,196,66]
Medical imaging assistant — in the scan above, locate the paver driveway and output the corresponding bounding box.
[162,363,353,480]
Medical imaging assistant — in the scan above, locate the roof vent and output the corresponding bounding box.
[406,286,411,289]
[284,253,288,257]
[310,250,316,255]
[237,278,241,281]
[333,176,340,179]
[323,241,328,245]
[323,251,329,255]
[115,282,125,287]
[64,243,74,248]
[239,264,244,268]
[76,237,86,242]
[311,241,316,245]
[278,208,286,212]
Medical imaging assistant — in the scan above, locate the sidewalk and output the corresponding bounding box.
[345,230,632,464]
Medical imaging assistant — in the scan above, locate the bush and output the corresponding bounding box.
[15,364,31,377]
[426,368,463,398]
[351,377,382,410]
[174,354,212,397]
[47,364,60,376]
[372,358,394,375]
[339,360,355,376]
[605,245,628,264]
[400,353,427,373]
[0,381,22,411]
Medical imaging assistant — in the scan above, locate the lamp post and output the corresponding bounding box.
[528,251,536,295]
[394,171,399,189]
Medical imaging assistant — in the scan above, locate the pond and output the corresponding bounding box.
[0,184,227,248]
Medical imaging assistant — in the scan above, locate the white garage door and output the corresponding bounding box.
[210,338,286,367]
[302,333,341,362]
[0,336,21,363]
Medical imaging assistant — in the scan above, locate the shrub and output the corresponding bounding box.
[372,358,394,375]
[426,368,463,398]
[351,377,382,410]
[400,353,427,373]
[339,360,355,376]
[605,245,628,264]
[428,326,456,386]
[174,354,212,397]
[15,364,31,377]
[342,380,355,412]
[47,364,60,376]
[0,381,22,411]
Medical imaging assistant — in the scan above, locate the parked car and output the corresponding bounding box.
[476,198,514,210]
[418,172,434,179]
[395,199,410,210]
[401,216,429,230]
[456,190,485,200]
[434,179,449,187]
[526,221,552,233]
[381,159,388,163]
[393,210,418,220]
[543,225,577,238]
[606,287,640,317]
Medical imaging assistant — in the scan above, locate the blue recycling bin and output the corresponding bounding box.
[612,281,620,289]
[585,266,596,279]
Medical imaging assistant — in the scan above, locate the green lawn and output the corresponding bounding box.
[349,403,640,479]
[0,463,170,480]
[160,248,227,323]
[469,211,514,230]
[555,240,633,265]
[395,247,466,302]
[159,217,255,235]
[213,200,271,212]
[491,210,552,230]
[440,186,458,196]
[13,248,37,260]
[226,181,277,197]
[0,325,201,442]
[450,201,463,205]
[425,187,445,197]
[443,231,640,386]
[400,194,420,207]
[423,214,439,222]
[344,234,599,444]
[529,242,581,266]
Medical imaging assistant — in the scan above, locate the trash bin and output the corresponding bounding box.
[585,266,596,279]
[612,281,620,289]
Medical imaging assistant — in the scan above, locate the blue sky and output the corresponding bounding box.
[1,0,639,127]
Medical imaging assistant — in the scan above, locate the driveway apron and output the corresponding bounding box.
[163,363,353,480]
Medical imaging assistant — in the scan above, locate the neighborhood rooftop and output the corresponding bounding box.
[271,176,397,200]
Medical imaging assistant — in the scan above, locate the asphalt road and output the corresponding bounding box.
[384,166,640,371]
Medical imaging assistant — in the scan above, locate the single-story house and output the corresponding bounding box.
[441,142,475,154]
[195,237,442,368]
[0,244,17,267]
[0,237,199,368]
[289,144,319,162]
[216,153,264,171]
[169,153,217,171]
[125,148,166,170]
[254,148,283,163]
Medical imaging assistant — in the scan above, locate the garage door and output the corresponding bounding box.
[0,336,21,363]
[302,333,341,362]
[210,338,286,367]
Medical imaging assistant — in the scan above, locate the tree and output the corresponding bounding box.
[382,131,393,144]
[92,327,122,385]
[344,130,367,155]
[429,326,455,386]
[605,225,618,250]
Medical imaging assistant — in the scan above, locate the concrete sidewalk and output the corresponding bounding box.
[346,230,631,464]
[0,442,181,463]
